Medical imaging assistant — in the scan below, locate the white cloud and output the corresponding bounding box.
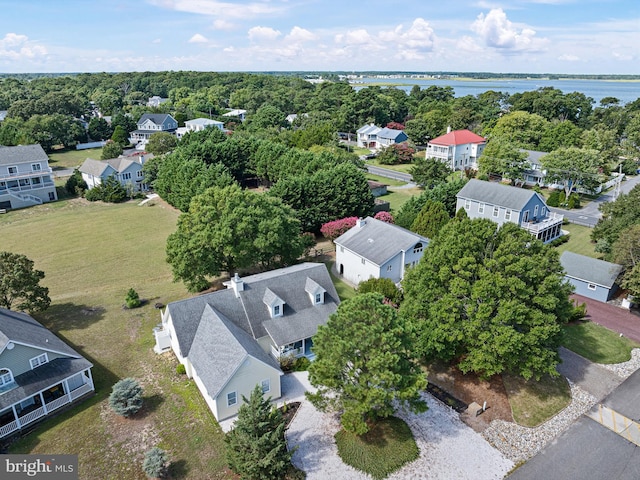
[248,26,281,42]
[152,38,162,44]
[285,26,316,43]
[335,29,374,46]
[188,33,209,43]
[380,18,435,51]
[213,19,235,30]
[471,8,547,51]
[148,0,286,19]
[0,33,48,60]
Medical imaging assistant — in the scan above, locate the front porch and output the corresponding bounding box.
[271,338,315,361]
[0,369,94,439]
[520,212,564,243]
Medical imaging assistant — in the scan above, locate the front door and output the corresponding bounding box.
[304,337,313,356]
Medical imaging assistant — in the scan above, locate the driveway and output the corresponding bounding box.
[573,294,640,343]
[557,347,624,401]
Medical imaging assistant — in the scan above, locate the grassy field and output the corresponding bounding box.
[334,416,419,480]
[368,159,413,173]
[562,321,640,364]
[1,198,234,479]
[555,223,600,259]
[325,261,357,301]
[48,147,103,170]
[366,173,407,187]
[502,374,571,427]
[381,185,423,213]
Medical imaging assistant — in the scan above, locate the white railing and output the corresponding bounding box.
[46,395,70,413]
[69,383,93,401]
[0,420,19,438]
[521,212,564,234]
[7,190,43,205]
[0,168,53,181]
[18,406,45,426]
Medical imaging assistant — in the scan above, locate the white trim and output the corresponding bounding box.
[587,283,597,291]
[227,391,237,407]
[261,378,270,394]
[0,340,82,359]
[29,352,49,369]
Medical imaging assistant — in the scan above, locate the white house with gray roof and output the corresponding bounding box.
[334,217,429,286]
[155,262,340,421]
[79,154,149,193]
[560,251,623,303]
[0,308,94,440]
[0,144,57,210]
[456,179,564,244]
[129,113,178,146]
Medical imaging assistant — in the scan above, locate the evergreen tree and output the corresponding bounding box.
[224,384,293,480]
[410,200,450,239]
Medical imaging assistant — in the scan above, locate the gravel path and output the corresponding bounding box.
[286,385,513,480]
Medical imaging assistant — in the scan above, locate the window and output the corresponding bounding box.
[413,242,423,254]
[493,206,499,218]
[261,379,270,394]
[274,305,280,316]
[523,210,530,222]
[478,203,485,214]
[386,264,393,272]
[315,293,322,304]
[0,369,13,387]
[48,192,55,201]
[137,170,144,178]
[505,209,512,221]
[121,172,132,180]
[464,199,470,210]
[7,166,17,175]
[32,177,41,185]
[534,205,539,218]
[227,391,237,406]
[541,207,546,217]
[30,353,48,369]
[31,163,42,172]
[587,283,597,291]
[361,258,365,265]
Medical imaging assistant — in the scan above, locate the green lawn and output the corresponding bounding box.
[562,321,640,364]
[48,147,103,170]
[381,185,423,213]
[366,173,408,187]
[2,199,233,479]
[325,261,357,301]
[368,159,413,173]
[334,416,419,480]
[555,223,600,259]
[502,374,571,427]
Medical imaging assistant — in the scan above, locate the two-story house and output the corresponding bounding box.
[456,179,563,243]
[129,114,178,146]
[426,128,486,171]
[175,118,225,140]
[154,262,340,421]
[0,144,57,210]
[79,154,149,192]
[334,216,429,286]
[0,308,94,440]
[356,124,408,150]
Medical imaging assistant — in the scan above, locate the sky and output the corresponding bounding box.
[0,0,638,74]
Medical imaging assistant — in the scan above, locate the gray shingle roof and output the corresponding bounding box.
[188,305,281,399]
[560,251,623,288]
[456,179,544,211]
[377,128,406,140]
[166,262,340,357]
[522,149,548,168]
[0,144,49,166]
[137,113,174,126]
[0,308,84,359]
[334,217,429,266]
[79,158,111,177]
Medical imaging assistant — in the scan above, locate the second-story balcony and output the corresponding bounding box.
[0,167,53,182]
[520,212,564,234]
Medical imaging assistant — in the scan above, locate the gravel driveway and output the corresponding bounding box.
[284,373,513,480]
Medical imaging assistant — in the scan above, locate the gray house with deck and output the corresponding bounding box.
[560,251,623,303]
[456,179,563,243]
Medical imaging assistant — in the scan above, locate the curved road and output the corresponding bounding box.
[365,164,414,183]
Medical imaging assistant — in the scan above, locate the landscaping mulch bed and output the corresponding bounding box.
[281,402,301,429]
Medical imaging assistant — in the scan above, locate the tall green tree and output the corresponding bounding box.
[307,293,427,435]
[146,131,178,155]
[489,111,548,149]
[166,185,306,292]
[400,218,573,380]
[612,224,640,296]
[478,136,528,183]
[409,157,451,189]
[541,147,601,198]
[410,200,449,239]
[0,251,51,313]
[224,384,293,480]
[101,140,123,160]
[592,184,640,252]
[395,178,467,229]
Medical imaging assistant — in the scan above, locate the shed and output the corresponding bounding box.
[560,251,623,302]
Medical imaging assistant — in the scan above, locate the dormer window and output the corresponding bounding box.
[315,293,322,304]
[263,288,285,318]
[305,277,326,305]
[30,353,48,369]
[413,242,423,254]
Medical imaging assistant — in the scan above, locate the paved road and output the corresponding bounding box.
[557,347,624,401]
[573,294,640,343]
[509,368,640,480]
[52,168,74,177]
[365,164,414,183]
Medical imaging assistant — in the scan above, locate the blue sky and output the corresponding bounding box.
[0,0,638,74]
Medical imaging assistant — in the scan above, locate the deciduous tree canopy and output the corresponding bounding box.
[0,251,51,313]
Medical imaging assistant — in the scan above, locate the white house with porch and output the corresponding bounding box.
[154,263,340,420]
[426,128,486,171]
[0,308,94,440]
[0,144,57,210]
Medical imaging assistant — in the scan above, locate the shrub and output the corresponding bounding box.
[279,354,296,372]
[377,143,415,165]
[547,190,561,207]
[101,140,123,160]
[125,288,141,309]
[142,447,169,479]
[374,211,394,224]
[64,169,87,196]
[357,277,403,305]
[550,235,569,247]
[109,378,143,417]
[570,301,588,322]
[292,357,311,371]
[85,175,127,203]
[175,364,186,375]
[567,193,580,209]
[320,217,358,241]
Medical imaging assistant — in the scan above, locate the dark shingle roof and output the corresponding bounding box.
[0,308,84,358]
[0,144,49,166]
[456,179,543,211]
[137,113,173,126]
[188,305,281,399]
[560,251,623,289]
[334,217,429,266]
[166,262,340,357]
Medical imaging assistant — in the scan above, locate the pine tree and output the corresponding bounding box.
[224,385,293,480]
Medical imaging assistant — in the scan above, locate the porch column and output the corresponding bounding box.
[11,405,21,428]
[62,378,70,396]
[85,369,94,389]
[39,392,48,414]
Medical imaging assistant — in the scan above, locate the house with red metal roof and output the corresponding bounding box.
[426,128,486,172]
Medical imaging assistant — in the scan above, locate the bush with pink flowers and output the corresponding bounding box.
[321,217,358,240]
[374,211,394,224]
